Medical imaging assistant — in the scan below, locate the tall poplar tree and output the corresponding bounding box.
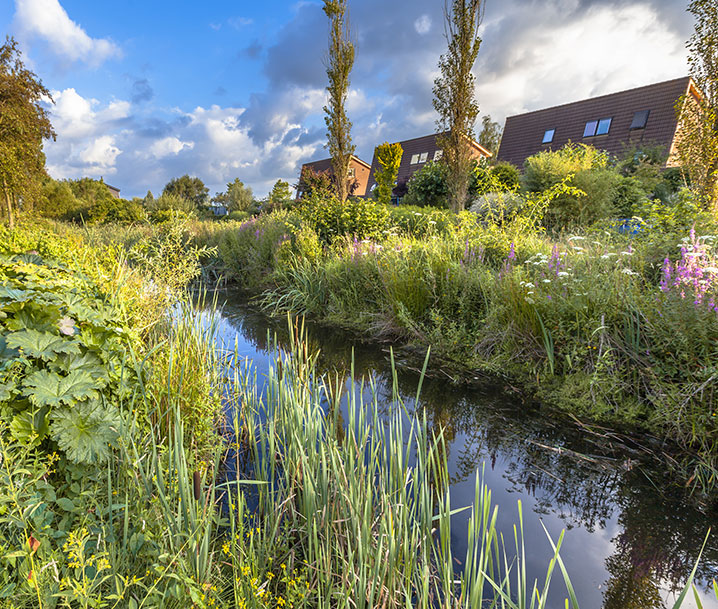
[322,0,355,202]
[0,37,55,228]
[433,0,485,212]
[675,0,718,211]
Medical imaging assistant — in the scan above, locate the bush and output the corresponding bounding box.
[402,161,449,208]
[86,196,147,224]
[35,179,87,221]
[299,194,390,244]
[0,254,138,464]
[387,205,455,236]
[523,143,608,193]
[227,210,250,222]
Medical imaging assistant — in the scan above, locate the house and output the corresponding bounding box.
[496,76,699,169]
[365,133,491,200]
[296,155,372,198]
[105,183,121,198]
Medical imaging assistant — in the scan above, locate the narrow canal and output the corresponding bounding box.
[208,292,718,609]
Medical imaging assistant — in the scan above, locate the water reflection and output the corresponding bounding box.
[210,293,718,609]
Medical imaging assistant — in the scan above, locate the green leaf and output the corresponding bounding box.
[7,329,80,361]
[51,401,121,464]
[22,369,99,407]
[55,498,76,512]
[0,285,32,302]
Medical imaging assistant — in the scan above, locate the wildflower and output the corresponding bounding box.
[508,242,516,260]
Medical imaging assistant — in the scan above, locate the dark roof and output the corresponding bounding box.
[366,132,490,194]
[496,76,693,168]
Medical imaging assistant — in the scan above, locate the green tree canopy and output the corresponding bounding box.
[225,178,254,212]
[372,142,403,204]
[0,37,55,228]
[478,115,502,157]
[268,179,292,203]
[162,175,209,207]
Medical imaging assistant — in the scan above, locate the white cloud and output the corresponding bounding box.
[475,2,687,123]
[14,0,120,67]
[79,136,121,172]
[148,137,195,159]
[228,16,254,29]
[414,14,432,35]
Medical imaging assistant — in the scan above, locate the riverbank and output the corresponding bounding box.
[199,202,718,492]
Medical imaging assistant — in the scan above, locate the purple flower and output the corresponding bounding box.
[508,242,516,261]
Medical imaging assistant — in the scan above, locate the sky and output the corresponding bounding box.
[0,0,694,199]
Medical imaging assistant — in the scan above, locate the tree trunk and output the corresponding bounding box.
[2,179,14,230]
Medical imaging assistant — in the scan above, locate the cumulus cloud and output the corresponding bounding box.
[147,137,195,159]
[42,0,694,198]
[14,0,120,67]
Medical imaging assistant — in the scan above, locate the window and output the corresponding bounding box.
[419,152,428,163]
[596,118,612,135]
[630,110,650,130]
[410,154,420,164]
[348,167,356,178]
[583,117,611,137]
[433,149,443,161]
[583,120,598,137]
[542,129,555,144]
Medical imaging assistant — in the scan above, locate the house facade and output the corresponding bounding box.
[497,76,698,169]
[296,155,372,198]
[365,133,491,199]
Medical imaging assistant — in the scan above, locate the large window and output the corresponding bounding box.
[419,152,428,163]
[433,149,443,161]
[542,129,555,144]
[410,154,420,164]
[583,117,612,137]
[630,110,650,129]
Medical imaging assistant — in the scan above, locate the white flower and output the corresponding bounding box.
[59,316,76,336]
[568,236,585,241]
[621,268,637,275]
[557,271,569,277]
[543,279,552,283]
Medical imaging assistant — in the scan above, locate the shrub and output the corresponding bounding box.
[0,255,138,464]
[387,205,455,236]
[299,194,390,244]
[523,143,608,193]
[227,210,250,222]
[35,179,87,221]
[402,161,449,208]
[86,196,147,224]
[489,162,520,191]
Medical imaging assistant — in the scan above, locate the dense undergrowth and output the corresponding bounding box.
[4,222,678,608]
[193,187,718,492]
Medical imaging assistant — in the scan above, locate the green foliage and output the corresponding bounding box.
[488,161,520,191]
[478,114,502,156]
[297,166,335,199]
[523,143,608,192]
[299,193,390,244]
[268,178,292,203]
[403,161,449,208]
[372,141,403,204]
[0,37,55,228]
[322,0,355,202]
[163,174,208,207]
[35,178,85,221]
[227,210,250,222]
[387,205,456,236]
[433,0,485,211]
[145,192,195,223]
[86,195,146,225]
[0,255,137,464]
[224,177,254,212]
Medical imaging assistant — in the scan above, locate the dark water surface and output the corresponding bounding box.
[208,292,718,609]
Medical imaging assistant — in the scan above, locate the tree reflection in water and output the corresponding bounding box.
[215,297,718,607]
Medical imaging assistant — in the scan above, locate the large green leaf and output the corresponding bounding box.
[22,369,99,407]
[6,329,80,361]
[0,285,32,302]
[51,400,121,464]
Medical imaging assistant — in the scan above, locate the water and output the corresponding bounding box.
[209,292,718,609]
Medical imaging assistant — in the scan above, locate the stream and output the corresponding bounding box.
[207,291,718,609]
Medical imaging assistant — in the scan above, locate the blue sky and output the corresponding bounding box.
[0,0,693,198]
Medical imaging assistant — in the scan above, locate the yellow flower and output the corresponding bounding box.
[222,542,230,555]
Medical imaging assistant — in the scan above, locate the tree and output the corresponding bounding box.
[372,142,403,204]
[268,179,292,203]
[225,178,254,212]
[478,115,502,157]
[674,0,718,211]
[0,37,55,228]
[323,0,355,202]
[432,0,485,212]
[296,166,335,200]
[162,175,208,207]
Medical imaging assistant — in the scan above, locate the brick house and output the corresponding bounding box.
[497,76,700,169]
[366,133,491,200]
[296,155,372,198]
